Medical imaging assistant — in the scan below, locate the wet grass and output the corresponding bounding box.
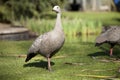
[0,39,120,80]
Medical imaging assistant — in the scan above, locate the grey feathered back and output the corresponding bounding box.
[28,6,65,58]
[95,26,120,44]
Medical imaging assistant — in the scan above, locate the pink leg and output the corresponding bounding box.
[47,57,51,71]
[109,48,113,56]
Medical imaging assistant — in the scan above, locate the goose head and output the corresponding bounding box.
[52,5,61,13]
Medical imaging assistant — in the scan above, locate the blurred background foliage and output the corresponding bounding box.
[0,0,66,23]
[0,0,120,40]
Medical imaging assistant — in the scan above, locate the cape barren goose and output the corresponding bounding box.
[95,26,120,56]
[25,5,65,71]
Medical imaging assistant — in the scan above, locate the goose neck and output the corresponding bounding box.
[54,13,62,31]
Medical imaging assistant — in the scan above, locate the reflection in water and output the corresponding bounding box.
[66,34,98,43]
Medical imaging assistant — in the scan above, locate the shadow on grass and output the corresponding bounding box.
[113,18,120,22]
[88,51,109,57]
[88,51,120,59]
[89,45,120,57]
[23,60,55,69]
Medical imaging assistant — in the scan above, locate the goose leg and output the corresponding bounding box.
[109,48,113,56]
[109,44,115,56]
[47,57,51,71]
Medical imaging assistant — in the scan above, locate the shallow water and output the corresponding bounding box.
[66,34,98,43]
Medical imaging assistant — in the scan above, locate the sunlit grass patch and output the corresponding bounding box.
[0,40,120,80]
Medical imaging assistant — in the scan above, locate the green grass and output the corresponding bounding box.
[1,12,120,80]
[63,12,120,25]
[0,39,120,80]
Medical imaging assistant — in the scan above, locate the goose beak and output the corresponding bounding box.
[52,9,56,12]
[52,8,55,11]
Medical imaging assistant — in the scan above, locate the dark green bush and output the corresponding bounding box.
[0,0,66,23]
